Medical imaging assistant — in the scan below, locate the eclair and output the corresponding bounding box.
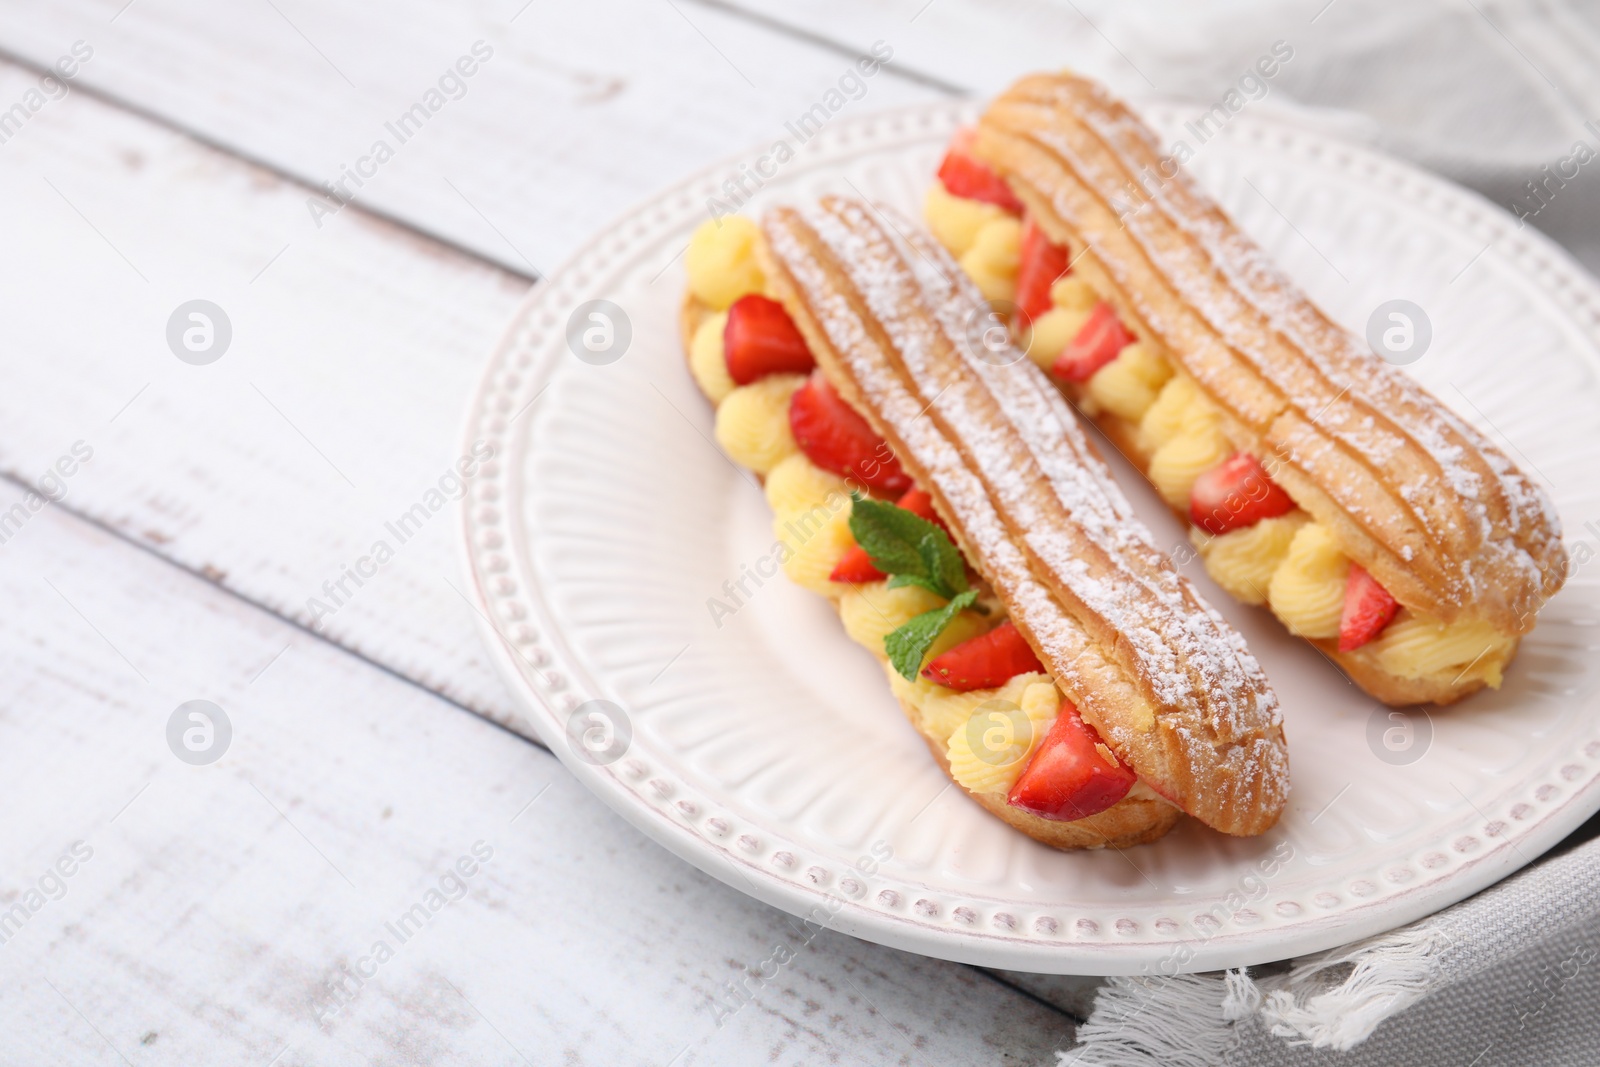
[923,72,1568,706]
[680,196,1289,848]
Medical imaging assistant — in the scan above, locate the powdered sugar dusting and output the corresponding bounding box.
[761,198,1289,830]
[989,75,1565,628]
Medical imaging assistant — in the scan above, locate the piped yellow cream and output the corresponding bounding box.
[958,216,1022,303]
[714,374,804,475]
[1020,275,1102,368]
[841,583,948,651]
[689,311,735,402]
[1369,615,1515,687]
[1085,341,1172,423]
[1025,306,1091,370]
[765,453,849,522]
[1194,513,1308,606]
[686,217,765,309]
[1268,523,1349,639]
[945,675,1060,795]
[924,183,1008,258]
[775,505,856,596]
[1148,408,1231,509]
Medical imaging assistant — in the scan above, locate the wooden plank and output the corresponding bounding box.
[0,0,944,734]
[710,0,1148,98]
[0,488,1075,1065]
[0,0,943,273]
[986,970,1104,1022]
[0,54,532,727]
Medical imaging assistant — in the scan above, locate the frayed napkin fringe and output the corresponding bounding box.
[1258,927,1453,1050]
[1054,974,1238,1067]
[1054,927,1453,1065]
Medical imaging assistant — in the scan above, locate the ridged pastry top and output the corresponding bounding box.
[759,196,1288,836]
[977,72,1566,634]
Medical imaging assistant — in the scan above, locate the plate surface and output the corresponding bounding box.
[459,100,1600,974]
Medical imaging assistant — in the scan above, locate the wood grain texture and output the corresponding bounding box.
[0,1,1129,1045]
[987,971,1104,1022]
[712,0,1149,98]
[0,0,942,273]
[0,485,1076,1065]
[0,0,941,736]
[0,55,532,728]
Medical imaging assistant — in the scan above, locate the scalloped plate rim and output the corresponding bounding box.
[458,98,1600,974]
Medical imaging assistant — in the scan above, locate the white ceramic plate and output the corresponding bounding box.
[459,100,1600,975]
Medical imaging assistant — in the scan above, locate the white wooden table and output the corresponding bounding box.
[11,2,1600,1062]
[0,2,1173,1063]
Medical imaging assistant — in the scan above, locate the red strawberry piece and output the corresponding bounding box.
[1188,452,1297,536]
[1007,702,1136,822]
[894,487,948,533]
[828,547,884,584]
[937,127,1024,213]
[1338,564,1400,652]
[921,620,1044,691]
[829,487,947,584]
[1016,219,1070,322]
[723,294,816,385]
[1051,301,1136,382]
[788,373,912,495]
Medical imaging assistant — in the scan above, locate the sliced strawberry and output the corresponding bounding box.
[937,127,1024,213]
[789,373,912,495]
[921,620,1043,691]
[829,487,947,584]
[1189,452,1296,536]
[828,547,884,584]
[723,294,816,385]
[1051,301,1135,382]
[1016,220,1070,322]
[1007,702,1136,822]
[1338,564,1400,652]
[894,487,948,533]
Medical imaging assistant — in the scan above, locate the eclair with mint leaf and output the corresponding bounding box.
[679,196,1289,848]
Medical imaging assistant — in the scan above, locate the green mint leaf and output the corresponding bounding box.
[847,495,968,599]
[917,531,968,599]
[848,494,937,578]
[885,589,979,681]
